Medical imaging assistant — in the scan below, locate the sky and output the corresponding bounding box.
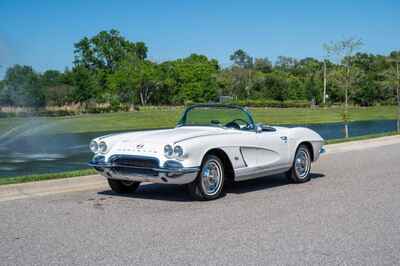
[1,0,399,78]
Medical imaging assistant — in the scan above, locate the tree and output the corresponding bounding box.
[254,71,290,101]
[275,56,298,72]
[71,65,100,107]
[324,37,363,137]
[0,80,6,106]
[2,31,400,112]
[216,69,235,97]
[254,57,272,73]
[230,49,253,69]
[74,29,148,72]
[107,55,139,106]
[155,61,179,105]
[229,50,255,98]
[328,66,366,103]
[0,65,45,108]
[294,57,323,103]
[221,67,256,99]
[349,53,391,105]
[135,61,161,105]
[44,84,74,106]
[41,70,63,86]
[40,70,73,106]
[73,29,147,108]
[166,54,219,104]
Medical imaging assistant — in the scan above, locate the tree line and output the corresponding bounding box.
[0,29,399,111]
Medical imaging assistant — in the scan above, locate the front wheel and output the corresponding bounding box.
[286,144,312,183]
[108,179,140,194]
[187,155,225,201]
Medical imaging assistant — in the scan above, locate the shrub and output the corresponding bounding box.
[0,109,78,117]
[227,99,310,108]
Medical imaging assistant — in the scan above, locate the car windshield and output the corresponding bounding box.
[178,105,255,130]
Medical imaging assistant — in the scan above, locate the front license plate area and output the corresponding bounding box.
[112,167,159,177]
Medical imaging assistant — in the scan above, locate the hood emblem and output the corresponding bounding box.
[136,144,144,149]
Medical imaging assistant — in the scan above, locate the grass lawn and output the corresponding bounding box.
[0,169,96,186]
[0,105,398,136]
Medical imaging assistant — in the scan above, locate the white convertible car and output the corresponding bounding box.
[89,104,324,200]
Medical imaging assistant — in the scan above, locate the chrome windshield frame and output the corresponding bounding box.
[177,104,256,131]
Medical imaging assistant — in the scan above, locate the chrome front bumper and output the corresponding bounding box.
[88,159,200,185]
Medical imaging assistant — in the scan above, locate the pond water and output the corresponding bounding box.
[0,119,398,178]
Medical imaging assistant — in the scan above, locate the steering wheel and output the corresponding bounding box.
[225,119,250,130]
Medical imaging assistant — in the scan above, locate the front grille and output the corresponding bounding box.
[110,155,159,168]
[109,155,159,176]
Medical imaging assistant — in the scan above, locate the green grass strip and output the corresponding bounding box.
[325,131,399,144]
[0,169,96,186]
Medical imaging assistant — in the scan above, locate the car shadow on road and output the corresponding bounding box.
[97,172,325,202]
[226,173,325,194]
[98,183,194,202]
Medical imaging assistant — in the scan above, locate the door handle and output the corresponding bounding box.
[280,136,288,142]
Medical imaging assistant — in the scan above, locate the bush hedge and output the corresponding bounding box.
[227,99,310,108]
[0,110,78,118]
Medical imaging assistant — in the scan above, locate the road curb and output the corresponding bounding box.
[324,135,400,154]
[0,135,399,202]
[0,175,107,202]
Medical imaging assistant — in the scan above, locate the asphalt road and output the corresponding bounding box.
[1,143,400,265]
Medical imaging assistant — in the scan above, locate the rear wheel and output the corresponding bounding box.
[286,144,312,183]
[107,179,140,194]
[187,155,225,201]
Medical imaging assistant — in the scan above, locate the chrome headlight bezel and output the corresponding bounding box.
[98,141,108,154]
[164,144,173,158]
[89,140,98,153]
[173,145,184,158]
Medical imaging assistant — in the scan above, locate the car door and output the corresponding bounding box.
[234,128,290,181]
[238,129,288,167]
[253,128,290,169]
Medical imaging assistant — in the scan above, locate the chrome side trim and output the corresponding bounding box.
[173,132,241,145]
[239,147,248,167]
[234,164,291,181]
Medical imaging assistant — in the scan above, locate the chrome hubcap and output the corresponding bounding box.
[295,149,310,178]
[201,159,223,196]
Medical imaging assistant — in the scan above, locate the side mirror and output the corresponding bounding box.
[256,124,263,133]
[256,123,276,133]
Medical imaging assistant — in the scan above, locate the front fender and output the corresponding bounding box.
[288,127,324,162]
[178,137,242,168]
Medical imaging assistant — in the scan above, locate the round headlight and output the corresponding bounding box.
[174,145,184,158]
[98,141,108,153]
[89,140,98,153]
[164,144,173,158]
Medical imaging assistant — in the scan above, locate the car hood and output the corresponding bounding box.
[114,126,241,143]
[99,126,242,155]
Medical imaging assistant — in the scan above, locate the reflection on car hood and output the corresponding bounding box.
[103,126,243,146]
